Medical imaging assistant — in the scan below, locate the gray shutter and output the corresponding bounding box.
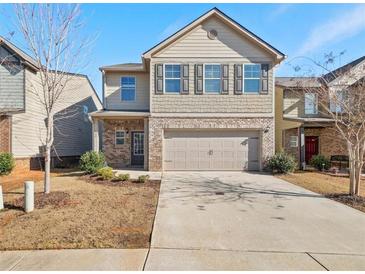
[260,64,269,94]
[234,64,243,94]
[221,64,229,95]
[155,64,163,94]
[195,64,203,95]
[181,64,189,94]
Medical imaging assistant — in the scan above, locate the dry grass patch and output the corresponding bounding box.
[277,171,365,212]
[0,173,160,250]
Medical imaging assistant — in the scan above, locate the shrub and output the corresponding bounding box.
[115,173,130,181]
[266,152,297,174]
[97,167,114,180]
[79,151,105,174]
[310,155,331,171]
[0,152,15,176]
[137,175,150,183]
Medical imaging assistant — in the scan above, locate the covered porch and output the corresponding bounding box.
[90,110,149,170]
[282,116,347,169]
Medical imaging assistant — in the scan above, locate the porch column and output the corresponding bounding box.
[299,126,305,169]
[92,118,99,152]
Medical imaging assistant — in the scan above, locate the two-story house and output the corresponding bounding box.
[90,8,285,171]
[275,56,365,168]
[0,37,102,171]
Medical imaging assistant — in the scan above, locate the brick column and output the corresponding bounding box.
[0,115,11,153]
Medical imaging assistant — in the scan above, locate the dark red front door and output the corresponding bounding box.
[305,136,319,163]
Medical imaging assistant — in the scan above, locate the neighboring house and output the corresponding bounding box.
[90,8,285,171]
[0,37,102,171]
[275,56,365,168]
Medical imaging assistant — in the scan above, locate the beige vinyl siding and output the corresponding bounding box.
[0,46,25,111]
[283,89,301,117]
[150,59,274,114]
[154,16,273,60]
[11,69,102,158]
[104,71,149,111]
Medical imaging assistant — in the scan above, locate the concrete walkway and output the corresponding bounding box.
[144,172,365,270]
[0,249,148,271]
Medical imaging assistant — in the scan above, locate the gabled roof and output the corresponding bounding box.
[323,55,365,83]
[276,77,322,88]
[0,36,39,71]
[99,63,144,72]
[142,7,286,62]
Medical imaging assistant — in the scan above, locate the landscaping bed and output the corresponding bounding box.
[277,171,365,213]
[0,173,160,250]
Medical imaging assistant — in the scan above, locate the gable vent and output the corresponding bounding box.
[207,29,218,40]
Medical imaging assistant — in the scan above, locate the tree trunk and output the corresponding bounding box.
[348,146,356,195]
[44,146,51,194]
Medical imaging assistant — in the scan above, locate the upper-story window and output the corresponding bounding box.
[304,93,318,114]
[164,64,181,93]
[121,77,136,101]
[329,90,344,113]
[204,64,221,93]
[243,64,261,93]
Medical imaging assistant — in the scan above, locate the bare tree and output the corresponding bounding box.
[13,4,90,193]
[290,54,365,196]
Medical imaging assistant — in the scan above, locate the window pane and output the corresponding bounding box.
[116,138,124,145]
[305,93,317,114]
[205,79,221,93]
[205,65,221,78]
[244,64,260,78]
[165,79,180,93]
[244,79,260,93]
[122,77,135,85]
[165,65,180,78]
[116,131,124,138]
[122,88,135,101]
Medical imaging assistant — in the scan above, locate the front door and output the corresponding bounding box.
[305,136,319,163]
[131,131,144,166]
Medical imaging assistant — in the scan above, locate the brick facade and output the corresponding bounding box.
[283,126,347,164]
[0,115,11,153]
[103,119,144,168]
[148,117,275,171]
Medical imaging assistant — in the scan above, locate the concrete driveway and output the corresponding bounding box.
[145,172,365,270]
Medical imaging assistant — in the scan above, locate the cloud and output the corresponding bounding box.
[158,18,187,40]
[297,5,365,55]
[268,4,292,20]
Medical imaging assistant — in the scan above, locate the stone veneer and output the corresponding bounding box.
[0,115,11,153]
[103,119,144,168]
[148,117,275,171]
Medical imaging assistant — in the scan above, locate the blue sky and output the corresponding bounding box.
[1,3,365,98]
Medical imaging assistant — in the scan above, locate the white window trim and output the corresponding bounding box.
[115,129,126,146]
[121,76,136,102]
[243,63,261,94]
[329,89,344,113]
[290,136,298,148]
[304,93,318,115]
[203,63,221,94]
[163,63,181,94]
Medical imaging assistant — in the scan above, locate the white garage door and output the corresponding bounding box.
[163,130,260,171]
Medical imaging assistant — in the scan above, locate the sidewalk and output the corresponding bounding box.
[0,249,148,271]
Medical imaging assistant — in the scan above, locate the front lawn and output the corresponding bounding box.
[277,171,365,213]
[0,173,160,250]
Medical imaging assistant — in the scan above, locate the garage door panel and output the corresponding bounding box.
[164,130,260,171]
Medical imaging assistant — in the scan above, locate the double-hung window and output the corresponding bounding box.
[165,64,181,93]
[243,64,261,93]
[304,93,318,114]
[121,77,136,101]
[204,64,221,93]
[115,130,125,145]
[330,90,344,113]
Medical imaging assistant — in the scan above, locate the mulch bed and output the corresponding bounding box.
[5,191,73,210]
[325,194,365,213]
[81,174,160,187]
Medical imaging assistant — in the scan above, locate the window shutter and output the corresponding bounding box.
[155,64,163,94]
[234,64,243,94]
[221,64,229,94]
[260,64,269,94]
[195,64,203,95]
[181,64,189,94]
